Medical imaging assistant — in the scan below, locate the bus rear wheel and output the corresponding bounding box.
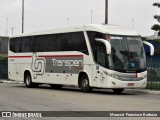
[24,72,39,88]
[112,88,124,94]
[24,73,33,88]
[80,75,92,93]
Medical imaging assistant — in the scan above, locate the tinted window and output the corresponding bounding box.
[10,37,22,53]
[21,37,31,52]
[87,31,108,67]
[10,38,16,52]
[43,34,57,52]
[9,32,88,54]
[57,32,88,54]
[70,32,88,54]
[96,42,107,67]
[88,32,104,54]
[57,33,70,51]
[32,36,44,52]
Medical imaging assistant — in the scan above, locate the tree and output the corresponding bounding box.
[151,2,160,33]
[151,3,160,55]
[151,24,160,31]
[154,15,160,23]
[153,3,160,8]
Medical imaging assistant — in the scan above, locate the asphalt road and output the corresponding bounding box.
[0,82,160,120]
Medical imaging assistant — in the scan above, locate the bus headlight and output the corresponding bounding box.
[143,82,146,85]
[103,71,119,79]
[110,74,119,79]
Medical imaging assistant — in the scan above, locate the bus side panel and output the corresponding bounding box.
[8,62,17,81]
[8,53,34,82]
[58,73,78,85]
[16,59,30,82]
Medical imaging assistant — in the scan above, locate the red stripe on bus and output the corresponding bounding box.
[38,55,83,58]
[136,73,138,78]
[8,55,83,58]
[8,56,32,58]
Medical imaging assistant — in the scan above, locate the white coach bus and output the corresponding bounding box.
[8,24,154,93]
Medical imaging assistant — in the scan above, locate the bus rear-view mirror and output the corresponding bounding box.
[95,38,111,55]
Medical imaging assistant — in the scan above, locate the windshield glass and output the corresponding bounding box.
[108,35,146,72]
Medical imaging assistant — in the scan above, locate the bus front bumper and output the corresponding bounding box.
[106,76,147,89]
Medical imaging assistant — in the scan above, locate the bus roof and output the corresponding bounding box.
[11,24,140,38]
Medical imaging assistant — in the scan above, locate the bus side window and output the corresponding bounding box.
[57,33,70,51]
[87,31,108,67]
[43,34,57,52]
[32,36,44,52]
[71,32,88,55]
[10,38,16,52]
[21,37,31,52]
[14,38,22,53]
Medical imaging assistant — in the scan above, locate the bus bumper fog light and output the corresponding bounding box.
[112,82,116,85]
[110,74,119,79]
[143,82,146,85]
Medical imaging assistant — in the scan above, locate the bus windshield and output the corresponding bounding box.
[107,35,146,72]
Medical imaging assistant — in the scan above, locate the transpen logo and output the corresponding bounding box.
[31,53,46,79]
[52,59,83,70]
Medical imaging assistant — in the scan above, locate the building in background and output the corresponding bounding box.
[0,36,9,55]
[146,32,160,40]
[0,36,9,79]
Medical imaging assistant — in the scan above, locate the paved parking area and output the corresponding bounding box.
[0,82,160,120]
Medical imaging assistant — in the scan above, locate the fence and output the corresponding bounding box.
[146,54,160,90]
[0,59,8,80]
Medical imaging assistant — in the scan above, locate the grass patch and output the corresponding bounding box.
[147,82,160,90]
[0,54,8,60]
[0,57,7,60]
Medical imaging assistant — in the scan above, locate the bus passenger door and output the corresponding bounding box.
[94,42,108,87]
[95,65,107,87]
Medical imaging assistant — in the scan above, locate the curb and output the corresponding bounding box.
[125,89,160,95]
[138,89,160,95]
[0,80,24,84]
[1,80,160,95]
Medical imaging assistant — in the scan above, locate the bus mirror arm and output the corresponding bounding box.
[95,38,111,55]
[143,41,154,56]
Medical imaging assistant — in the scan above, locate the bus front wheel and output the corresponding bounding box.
[80,75,92,92]
[112,88,124,94]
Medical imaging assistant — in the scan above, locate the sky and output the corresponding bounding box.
[0,0,159,37]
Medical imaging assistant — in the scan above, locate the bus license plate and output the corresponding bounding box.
[128,83,134,86]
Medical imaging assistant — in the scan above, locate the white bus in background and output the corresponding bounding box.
[8,24,154,93]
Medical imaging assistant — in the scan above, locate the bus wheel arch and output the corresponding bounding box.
[24,70,38,88]
[24,70,32,88]
[78,72,92,92]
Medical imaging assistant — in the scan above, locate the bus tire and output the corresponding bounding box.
[50,84,63,89]
[80,75,92,92]
[24,72,34,88]
[112,88,124,94]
